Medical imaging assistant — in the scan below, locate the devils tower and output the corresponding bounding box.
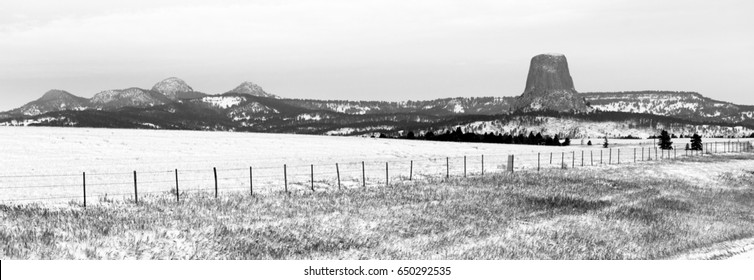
[514,53,589,112]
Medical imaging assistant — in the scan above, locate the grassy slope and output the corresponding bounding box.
[1,154,753,259]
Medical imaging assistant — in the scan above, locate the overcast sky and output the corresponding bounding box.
[1,0,752,110]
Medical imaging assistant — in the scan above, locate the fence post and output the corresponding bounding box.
[481,155,484,176]
[133,170,138,204]
[655,147,658,160]
[362,161,366,187]
[634,148,636,163]
[508,155,514,172]
[537,153,540,171]
[175,169,180,202]
[591,151,593,166]
[310,164,314,192]
[82,172,86,208]
[284,164,288,193]
[572,151,575,168]
[463,156,466,178]
[561,152,564,169]
[581,150,584,166]
[609,148,612,165]
[336,163,341,190]
[600,150,603,164]
[249,167,253,196]
[446,157,449,179]
[642,147,645,161]
[386,162,389,186]
[213,167,218,198]
[550,152,553,164]
[618,149,620,164]
[674,147,676,159]
[409,160,413,181]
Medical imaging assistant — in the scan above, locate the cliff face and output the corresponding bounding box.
[515,53,589,112]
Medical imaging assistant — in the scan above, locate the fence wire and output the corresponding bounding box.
[0,140,751,205]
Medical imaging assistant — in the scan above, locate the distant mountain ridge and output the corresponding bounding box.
[2,54,753,137]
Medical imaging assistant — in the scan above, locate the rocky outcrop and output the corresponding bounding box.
[6,90,89,116]
[91,88,170,110]
[227,81,277,98]
[151,77,198,100]
[515,53,589,112]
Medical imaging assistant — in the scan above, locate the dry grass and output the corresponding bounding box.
[1,154,754,259]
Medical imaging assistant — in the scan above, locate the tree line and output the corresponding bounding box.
[381,127,572,146]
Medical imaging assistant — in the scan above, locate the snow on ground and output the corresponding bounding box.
[0,126,751,204]
[201,96,245,109]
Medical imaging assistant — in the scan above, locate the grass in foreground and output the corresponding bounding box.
[1,154,754,259]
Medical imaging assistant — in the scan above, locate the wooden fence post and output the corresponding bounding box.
[655,147,658,160]
[572,151,575,168]
[310,164,314,192]
[213,167,218,198]
[175,169,180,202]
[409,160,413,181]
[550,152,553,164]
[82,172,86,208]
[249,167,253,196]
[284,164,288,193]
[561,152,564,169]
[600,150,603,164]
[133,170,138,204]
[464,156,467,177]
[591,151,593,166]
[581,150,584,166]
[537,153,540,171]
[634,148,636,163]
[362,161,366,187]
[618,149,620,164]
[386,162,389,186]
[481,155,484,175]
[336,163,341,190]
[609,148,612,165]
[508,155,514,172]
[446,157,449,179]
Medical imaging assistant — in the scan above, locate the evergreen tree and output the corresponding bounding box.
[425,131,435,140]
[527,132,536,145]
[535,132,544,145]
[690,133,703,150]
[587,140,592,146]
[552,135,561,146]
[563,137,571,146]
[658,130,673,150]
[406,131,415,139]
[603,136,609,148]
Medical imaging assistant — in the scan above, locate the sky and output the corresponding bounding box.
[1,0,752,110]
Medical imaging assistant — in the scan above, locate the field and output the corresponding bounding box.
[1,126,749,204]
[2,151,754,259]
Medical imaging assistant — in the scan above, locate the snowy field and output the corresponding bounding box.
[1,126,750,204]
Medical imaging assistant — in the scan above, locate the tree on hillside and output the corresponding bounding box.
[406,131,415,139]
[658,130,673,150]
[690,133,703,151]
[425,131,435,140]
[587,140,592,146]
[603,136,609,148]
[563,137,571,146]
[750,132,754,138]
[552,135,561,146]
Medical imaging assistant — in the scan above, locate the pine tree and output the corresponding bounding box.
[658,130,673,150]
[690,133,703,150]
[406,131,415,139]
[587,140,592,146]
[603,136,609,148]
[563,137,571,146]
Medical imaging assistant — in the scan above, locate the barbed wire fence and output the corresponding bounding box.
[0,140,752,207]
